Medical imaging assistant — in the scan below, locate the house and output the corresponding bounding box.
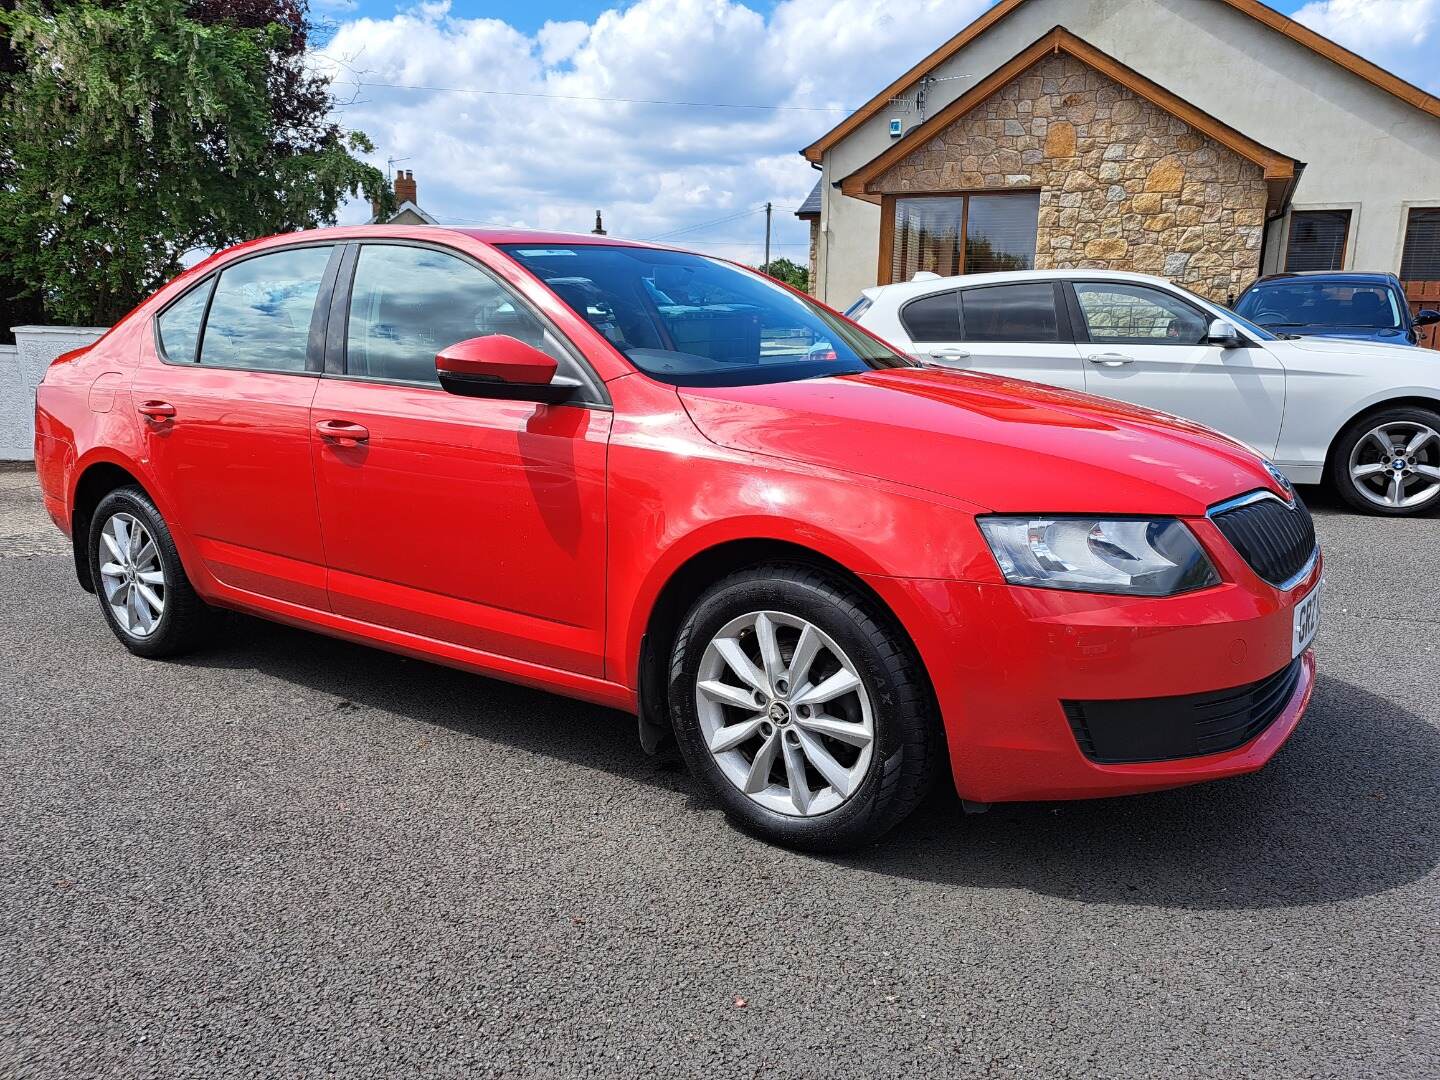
[370,170,438,226]
[798,0,1440,313]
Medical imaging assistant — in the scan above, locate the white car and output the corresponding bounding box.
[851,269,1440,516]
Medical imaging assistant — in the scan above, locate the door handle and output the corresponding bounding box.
[315,419,370,447]
[928,347,972,362]
[136,400,176,421]
[1087,352,1135,367]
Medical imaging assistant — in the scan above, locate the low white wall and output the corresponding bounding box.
[1,325,109,460]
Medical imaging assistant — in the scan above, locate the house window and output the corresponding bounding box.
[1400,208,1440,279]
[1284,210,1350,271]
[889,193,1039,283]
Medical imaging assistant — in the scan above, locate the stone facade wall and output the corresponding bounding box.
[872,53,1269,300]
[806,219,820,296]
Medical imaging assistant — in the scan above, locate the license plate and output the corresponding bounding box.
[1292,580,1322,658]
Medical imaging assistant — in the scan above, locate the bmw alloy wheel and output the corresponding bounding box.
[694,610,875,817]
[1347,421,1440,510]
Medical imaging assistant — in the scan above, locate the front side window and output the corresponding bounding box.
[1074,282,1209,344]
[200,246,334,372]
[890,193,1039,283]
[156,278,214,363]
[1235,280,1402,332]
[345,245,565,386]
[500,244,912,387]
[959,283,1058,343]
[1285,210,1350,272]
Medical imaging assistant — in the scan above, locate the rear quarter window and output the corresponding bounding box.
[900,291,961,342]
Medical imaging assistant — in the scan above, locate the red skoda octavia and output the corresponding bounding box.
[34,226,1321,849]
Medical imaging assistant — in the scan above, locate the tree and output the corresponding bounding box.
[757,257,809,294]
[0,0,391,325]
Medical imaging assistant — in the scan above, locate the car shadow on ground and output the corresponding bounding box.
[178,612,1439,913]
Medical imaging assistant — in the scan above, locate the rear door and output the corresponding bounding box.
[903,282,1085,391]
[309,241,612,677]
[130,243,338,608]
[1069,280,1286,456]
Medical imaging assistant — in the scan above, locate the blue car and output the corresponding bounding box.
[1234,271,1440,346]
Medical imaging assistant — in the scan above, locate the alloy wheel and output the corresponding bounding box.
[98,512,166,639]
[1347,422,1440,510]
[694,610,875,817]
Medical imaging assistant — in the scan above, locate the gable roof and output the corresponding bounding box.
[838,27,1302,216]
[795,180,822,219]
[368,200,439,226]
[802,0,1440,164]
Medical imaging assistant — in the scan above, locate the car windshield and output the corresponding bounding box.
[499,244,914,386]
[1235,280,1403,331]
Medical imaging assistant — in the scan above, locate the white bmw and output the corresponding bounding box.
[850,269,1440,516]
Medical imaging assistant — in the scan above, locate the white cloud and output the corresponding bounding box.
[314,0,358,11]
[1292,0,1439,89]
[314,0,990,265]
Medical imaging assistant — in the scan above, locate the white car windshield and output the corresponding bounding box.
[501,245,915,387]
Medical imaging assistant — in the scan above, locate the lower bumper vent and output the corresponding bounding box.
[1062,658,1303,764]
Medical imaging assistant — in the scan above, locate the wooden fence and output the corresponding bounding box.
[1403,280,1440,350]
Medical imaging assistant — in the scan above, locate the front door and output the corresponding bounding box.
[131,243,338,608]
[310,242,611,677]
[1070,280,1287,457]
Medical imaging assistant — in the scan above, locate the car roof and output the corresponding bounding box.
[866,267,1186,301]
[1249,271,1399,285]
[244,224,666,251]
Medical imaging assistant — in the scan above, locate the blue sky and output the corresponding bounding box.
[311,0,1439,266]
[322,0,1318,27]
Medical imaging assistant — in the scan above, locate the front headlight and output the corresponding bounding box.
[978,516,1220,596]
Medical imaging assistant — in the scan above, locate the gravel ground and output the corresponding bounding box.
[1,471,1436,1079]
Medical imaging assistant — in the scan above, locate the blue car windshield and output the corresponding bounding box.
[499,244,914,387]
[1235,280,1404,331]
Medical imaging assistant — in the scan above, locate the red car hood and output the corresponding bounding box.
[678,367,1280,516]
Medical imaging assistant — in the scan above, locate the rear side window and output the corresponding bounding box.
[959,283,1059,342]
[156,279,213,363]
[900,291,961,342]
[199,246,334,372]
[344,244,566,386]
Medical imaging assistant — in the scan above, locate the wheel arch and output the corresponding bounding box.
[69,457,153,593]
[632,536,943,762]
[1323,394,1440,479]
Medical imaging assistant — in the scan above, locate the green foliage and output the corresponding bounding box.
[0,0,391,324]
[757,257,810,294]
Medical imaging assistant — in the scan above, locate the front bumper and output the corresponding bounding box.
[867,524,1321,804]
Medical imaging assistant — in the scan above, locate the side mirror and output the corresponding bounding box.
[1206,318,1244,349]
[1413,309,1440,327]
[435,335,579,404]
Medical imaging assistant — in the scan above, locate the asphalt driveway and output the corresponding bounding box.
[2,467,1436,1078]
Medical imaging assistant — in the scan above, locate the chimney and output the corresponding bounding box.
[591,210,607,236]
[394,169,417,206]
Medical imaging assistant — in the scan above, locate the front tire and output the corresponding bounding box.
[667,564,941,851]
[1330,406,1440,516]
[88,486,211,658]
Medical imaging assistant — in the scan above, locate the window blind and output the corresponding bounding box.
[1400,208,1440,280]
[1285,210,1350,272]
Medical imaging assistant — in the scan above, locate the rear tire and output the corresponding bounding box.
[1329,406,1440,516]
[87,486,212,658]
[667,563,941,851]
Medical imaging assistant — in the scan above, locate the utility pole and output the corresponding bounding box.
[763,202,772,270]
